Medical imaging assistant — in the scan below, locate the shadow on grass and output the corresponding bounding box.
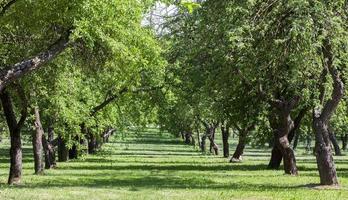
[57,163,269,172]
[0,173,317,191]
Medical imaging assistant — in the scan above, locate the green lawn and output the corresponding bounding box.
[0,129,347,200]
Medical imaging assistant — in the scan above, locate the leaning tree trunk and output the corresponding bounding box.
[328,129,342,156]
[33,107,44,174]
[221,125,229,158]
[231,132,247,162]
[0,88,27,185]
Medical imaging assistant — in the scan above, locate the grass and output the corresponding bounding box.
[0,128,347,200]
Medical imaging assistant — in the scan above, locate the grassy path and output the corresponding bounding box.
[0,129,347,199]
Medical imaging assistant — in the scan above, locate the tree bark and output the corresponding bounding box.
[0,87,27,185]
[33,107,44,174]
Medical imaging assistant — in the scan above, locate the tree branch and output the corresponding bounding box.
[320,38,344,122]
[0,30,72,92]
[90,85,163,116]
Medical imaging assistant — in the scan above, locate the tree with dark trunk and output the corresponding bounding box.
[42,135,56,169]
[267,106,306,173]
[58,136,69,162]
[221,124,230,158]
[341,134,348,151]
[265,97,301,175]
[33,107,44,174]
[198,118,219,155]
[230,123,255,162]
[88,133,97,154]
[328,128,342,156]
[0,85,27,185]
[292,131,300,150]
[312,38,342,186]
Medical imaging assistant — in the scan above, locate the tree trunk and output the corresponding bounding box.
[293,131,300,150]
[267,102,304,175]
[69,144,78,159]
[311,38,342,186]
[268,144,283,169]
[267,98,299,175]
[341,134,347,150]
[0,89,26,185]
[201,134,207,152]
[184,131,191,144]
[221,125,229,158]
[328,129,342,156]
[231,132,247,162]
[88,133,97,154]
[58,136,68,162]
[33,107,44,174]
[208,127,218,155]
[313,118,339,185]
[42,135,56,169]
[196,130,201,148]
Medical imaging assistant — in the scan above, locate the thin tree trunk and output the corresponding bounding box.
[196,129,201,148]
[341,134,348,150]
[328,129,342,156]
[201,134,207,152]
[33,107,44,174]
[221,125,229,158]
[88,133,97,154]
[293,131,300,150]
